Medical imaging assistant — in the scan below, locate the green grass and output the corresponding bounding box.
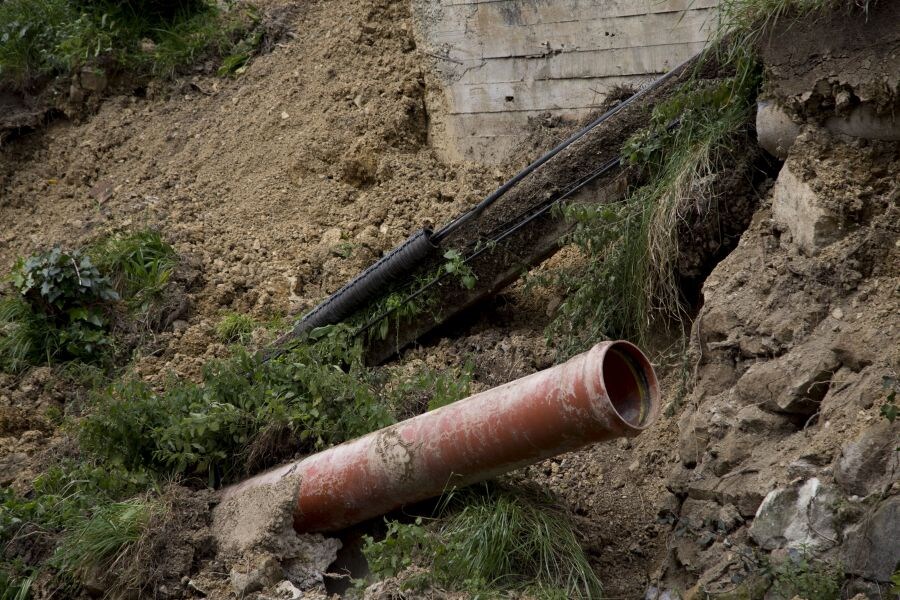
[0,0,262,91]
[0,571,33,600]
[549,51,760,356]
[53,499,155,586]
[0,233,180,371]
[0,296,47,371]
[768,551,843,600]
[89,229,178,313]
[363,484,602,598]
[215,312,256,345]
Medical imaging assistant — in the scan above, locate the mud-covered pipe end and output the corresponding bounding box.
[599,341,660,433]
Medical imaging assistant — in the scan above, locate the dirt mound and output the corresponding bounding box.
[651,110,898,600]
[0,0,500,384]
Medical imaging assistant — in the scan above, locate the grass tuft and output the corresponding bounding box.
[89,229,178,313]
[0,0,263,91]
[363,484,602,598]
[215,312,256,345]
[549,48,760,356]
[53,499,155,585]
[715,0,873,50]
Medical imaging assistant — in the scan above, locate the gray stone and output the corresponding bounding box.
[736,405,793,434]
[825,103,900,141]
[230,555,282,596]
[772,163,844,255]
[834,422,900,497]
[645,586,682,600]
[79,67,107,93]
[749,478,840,551]
[738,348,839,416]
[756,100,800,159]
[840,496,900,582]
[0,452,27,486]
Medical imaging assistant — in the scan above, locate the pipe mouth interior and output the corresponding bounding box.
[601,342,659,430]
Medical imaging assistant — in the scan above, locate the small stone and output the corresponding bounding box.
[79,67,107,93]
[280,111,289,120]
[831,307,844,319]
[171,320,189,333]
[230,555,281,596]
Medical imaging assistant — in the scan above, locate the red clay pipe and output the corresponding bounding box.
[223,340,659,533]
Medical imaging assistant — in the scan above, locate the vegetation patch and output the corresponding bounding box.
[215,311,256,345]
[767,551,843,600]
[79,325,392,484]
[548,49,760,356]
[362,483,602,599]
[0,231,178,371]
[0,0,264,92]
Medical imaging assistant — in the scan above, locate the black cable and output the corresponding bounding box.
[357,155,624,337]
[431,55,694,244]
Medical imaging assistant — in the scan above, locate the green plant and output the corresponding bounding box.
[363,484,602,598]
[0,569,33,600]
[53,499,154,584]
[0,248,118,368]
[216,312,256,345]
[0,0,263,90]
[363,518,431,581]
[549,51,759,356]
[0,0,75,89]
[387,361,474,417]
[443,249,477,290]
[715,0,872,50]
[80,325,394,483]
[89,230,178,312]
[0,461,150,541]
[880,375,897,424]
[769,551,843,600]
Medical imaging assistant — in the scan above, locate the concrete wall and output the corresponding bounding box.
[413,0,718,163]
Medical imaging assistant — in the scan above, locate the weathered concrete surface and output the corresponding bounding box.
[412,0,716,163]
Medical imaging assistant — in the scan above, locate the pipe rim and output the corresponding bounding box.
[598,340,660,431]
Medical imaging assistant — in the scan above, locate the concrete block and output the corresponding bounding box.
[771,163,843,254]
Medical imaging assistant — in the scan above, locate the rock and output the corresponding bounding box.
[737,348,839,416]
[749,478,839,551]
[680,498,721,531]
[834,422,900,497]
[735,405,793,434]
[79,67,108,93]
[171,319,189,333]
[771,163,844,255]
[272,580,303,599]
[230,555,282,596]
[281,535,341,589]
[825,103,900,141]
[645,586,682,600]
[756,100,800,159]
[840,496,900,582]
[0,452,27,486]
[687,472,766,518]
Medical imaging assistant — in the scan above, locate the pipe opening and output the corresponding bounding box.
[601,342,658,430]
